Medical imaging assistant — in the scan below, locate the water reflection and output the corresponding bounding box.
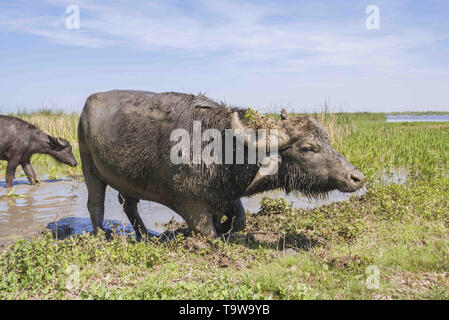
[0,179,184,246]
[0,176,370,247]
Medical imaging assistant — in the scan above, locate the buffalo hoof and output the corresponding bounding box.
[133,230,160,242]
[29,178,40,185]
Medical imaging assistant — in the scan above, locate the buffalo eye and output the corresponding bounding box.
[300,145,314,153]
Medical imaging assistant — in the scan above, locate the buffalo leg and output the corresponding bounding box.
[79,151,106,235]
[192,213,217,238]
[5,159,19,189]
[214,199,246,235]
[118,194,148,240]
[21,160,39,185]
[181,208,218,238]
[86,179,106,235]
[86,175,106,236]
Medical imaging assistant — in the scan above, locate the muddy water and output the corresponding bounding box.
[0,177,366,247]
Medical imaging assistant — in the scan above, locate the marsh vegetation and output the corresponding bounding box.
[0,110,448,299]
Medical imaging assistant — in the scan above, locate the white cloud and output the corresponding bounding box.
[2,0,444,71]
[1,0,448,111]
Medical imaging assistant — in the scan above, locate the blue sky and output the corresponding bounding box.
[0,0,448,113]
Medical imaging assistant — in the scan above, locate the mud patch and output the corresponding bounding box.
[315,249,372,271]
[247,230,282,243]
[246,230,318,250]
[386,271,449,298]
[184,237,210,253]
[179,236,250,269]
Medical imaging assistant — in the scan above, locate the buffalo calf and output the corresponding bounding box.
[0,115,78,188]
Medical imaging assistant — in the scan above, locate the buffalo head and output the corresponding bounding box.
[231,111,365,195]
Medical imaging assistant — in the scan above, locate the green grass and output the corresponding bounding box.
[340,120,449,180]
[0,110,448,299]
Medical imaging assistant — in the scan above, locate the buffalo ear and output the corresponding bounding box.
[56,137,68,147]
[281,108,288,121]
[50,137,68,148]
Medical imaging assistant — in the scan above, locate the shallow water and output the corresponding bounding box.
[386,114,449,122]
[381,168,408,185]
[0,177,366,247]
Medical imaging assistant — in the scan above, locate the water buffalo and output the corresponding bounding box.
[78,90,365,238]
[0,115,78,188]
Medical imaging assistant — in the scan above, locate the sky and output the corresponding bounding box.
[0,0,448,113]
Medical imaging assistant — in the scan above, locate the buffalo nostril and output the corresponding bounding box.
[350,171,365,185]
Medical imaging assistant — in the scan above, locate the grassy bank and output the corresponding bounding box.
[0,111,448,299]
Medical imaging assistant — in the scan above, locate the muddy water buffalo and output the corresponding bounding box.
[0,115,78,188]
[78,90,365,238]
